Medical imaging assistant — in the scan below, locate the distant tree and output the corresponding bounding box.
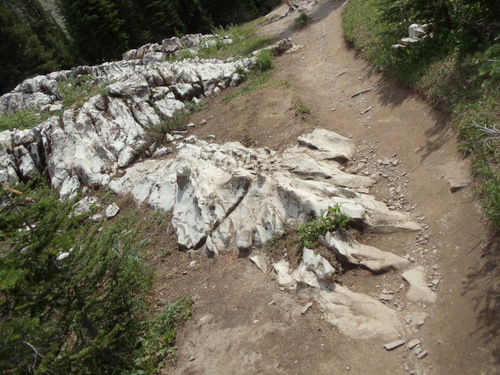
[0,1,75,94]
[59,0,130,62]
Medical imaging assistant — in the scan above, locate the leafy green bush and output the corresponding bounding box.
[298,205,350,248]
[234,65,249,80]
[255,49,274,71]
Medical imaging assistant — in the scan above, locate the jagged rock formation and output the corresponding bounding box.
[107,129,420,254]
[0,36,294,185]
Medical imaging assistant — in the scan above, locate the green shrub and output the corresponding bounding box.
[234,65,249,80]
[294,12,308,29]
[298,205,350,248]
[0,181,191,374]
[255,49,274,71]
[294,101,311,118]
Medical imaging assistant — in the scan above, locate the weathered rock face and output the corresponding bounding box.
[0,36,292,189]
[107,129,420,255]
[272,248,420,341]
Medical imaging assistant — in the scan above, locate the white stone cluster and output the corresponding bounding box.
[107,129,420,255]
[391,23,432,50]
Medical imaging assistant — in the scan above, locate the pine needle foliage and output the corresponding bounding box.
[0,180,191,374]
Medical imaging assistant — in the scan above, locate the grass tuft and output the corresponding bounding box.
[294,101,311,119]
[294,12,308,29]
[0,108,52,132]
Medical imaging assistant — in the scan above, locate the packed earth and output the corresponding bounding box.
[1,1,499,374]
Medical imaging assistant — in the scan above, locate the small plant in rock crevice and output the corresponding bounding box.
[298,205,350,249]
[58,75,113,110]
[133,111,188,160]
[234,65,249,80]
[0,108,52,132]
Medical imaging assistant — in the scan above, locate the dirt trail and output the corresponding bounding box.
[158,1,499,374]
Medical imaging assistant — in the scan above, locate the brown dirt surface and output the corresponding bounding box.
[146,1,500,374]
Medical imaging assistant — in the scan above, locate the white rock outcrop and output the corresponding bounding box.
[272,252,408,341]
[0,31,434,345]
[402,266,437,303]
[0,37,292,187]
[105,129,420,255]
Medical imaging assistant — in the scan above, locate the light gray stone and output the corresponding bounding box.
[296,128,355,162]
[408,339,421,349]
[318,285,406,341]
[301,247,336,280]
[400,37,420,46]
[74,196,99,216]
[408,24,427,38]
[320,229,410,272]
[56,252,70,261]
[91,214,103,222]
[402,266,437,303]
[417,350,428,359]
[59,176,81,200]
[106,203,120,218]
[249,252,268,273]
[107,76,150,101]
[301,302,313,315]
[273,260,296,288]
[379,293,394,301]
[384,339,405,351]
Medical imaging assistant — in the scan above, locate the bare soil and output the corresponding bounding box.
[147,1,500,374]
